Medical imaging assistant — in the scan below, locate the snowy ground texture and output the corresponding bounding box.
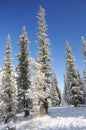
[0,105,86,130]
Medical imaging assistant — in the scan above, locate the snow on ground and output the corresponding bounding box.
[0,105,86,130]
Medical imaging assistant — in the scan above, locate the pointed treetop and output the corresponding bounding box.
[39,6,45,13]
[66,40,70,48]
[7,34,11,43]
[66,40,76,64]
[81,36,85,42]
[6,34,11,50]
[82,36,86,49]
[22,26,27,36]
[19,26,30,44]
[66,40,69,45]
[81,36,86,47]
[38,6,46,20]
[82,36,86,65]
[66,40,72,52]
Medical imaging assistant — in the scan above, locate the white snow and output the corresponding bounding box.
[0,105,86,130]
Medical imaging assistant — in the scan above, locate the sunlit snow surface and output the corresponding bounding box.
[0,105,86,130]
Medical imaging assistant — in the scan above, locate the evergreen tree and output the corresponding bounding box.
[65,41,83,106]
[33,66,48,112]
[17,26,31,116]
[82,36,86,65]
[0,68,5,122]
[2,35,17,123]
[51,70,61,107]
[37,6,52,89]
[64,73,68,104]
[29,58,49,112]
[77,70,84,92]
[81,36,86,103]
[63,72,70,104]
[37,6,52,112]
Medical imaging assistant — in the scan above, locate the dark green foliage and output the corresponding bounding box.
[17,26,31,116]
[65,41,83,106]
[2,35,17,123]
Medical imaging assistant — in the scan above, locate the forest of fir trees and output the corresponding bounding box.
[0,6,86,126]
[0,6,61,124]
[64,39,86,107]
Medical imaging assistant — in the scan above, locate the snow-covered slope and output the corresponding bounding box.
[0,105,86,130]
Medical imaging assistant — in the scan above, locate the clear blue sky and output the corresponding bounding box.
[0,0,86,89]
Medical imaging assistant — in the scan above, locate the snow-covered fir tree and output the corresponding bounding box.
[30,58,49,113]
[51,70,61,107]
[37,6,52,112]
[77,70,84,94]
[17,26,31,116]
[81,36,86,104]
[0,68,5,123]
[65,41,83,106]
[63,73,68,104]
[33,66,48,112]
[2,35,17,123]
[62,73,69,105]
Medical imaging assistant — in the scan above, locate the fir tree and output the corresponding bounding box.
[37,6,52,89]
[64,72,72,105]
[82,36,86,66]
[65,41,83,106]
[0,68,5,122]
[2,35,17,123]
[82,36,86,81]
[64,73,68,103]
[30,58,48,112]
[81,36,86,104]
[17,26,31,116]
[34,66,48,112]
[37,6,52,113]
[51,70,61,107]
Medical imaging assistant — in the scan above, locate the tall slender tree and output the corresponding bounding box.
[17,26,31,116]
[51,70,61,107]
[0,68,6,123]
[2,35,17,123]
[65,41,83,106]
[81,36,86,103]
[64,73,68,104]
[33,66,48,112]
[82,36,86,67]
[37,6,52,112]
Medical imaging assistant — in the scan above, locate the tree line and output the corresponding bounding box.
[0,5,86,126]
[0,6,61,124]
[64,38,86,107]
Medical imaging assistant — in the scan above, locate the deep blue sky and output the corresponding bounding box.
[0,0,86,89]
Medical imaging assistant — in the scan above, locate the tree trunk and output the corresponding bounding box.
[24,95,29,116]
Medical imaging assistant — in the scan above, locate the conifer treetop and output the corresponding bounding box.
[82,36,86,64]
[37,6,48,38]
[6,34,11,50]
[66,40,75,66]
[37,6,51,64]
[19,26,30,44]
[22,26,27,36]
